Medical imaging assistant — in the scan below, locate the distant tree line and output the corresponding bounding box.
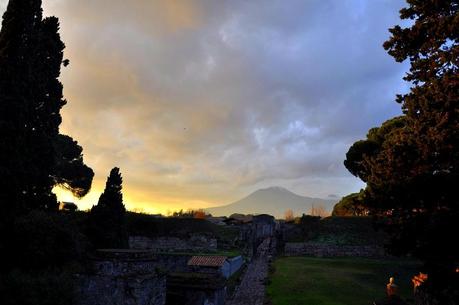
[283,204,329,222]
[169,208,209,219]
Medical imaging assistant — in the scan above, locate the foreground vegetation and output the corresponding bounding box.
[266,257,420,305]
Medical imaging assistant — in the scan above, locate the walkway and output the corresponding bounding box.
[226,238,274,305]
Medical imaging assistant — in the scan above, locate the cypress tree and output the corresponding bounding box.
[0,0,50,217]
[89,167,128,249]
[0,0,94,220]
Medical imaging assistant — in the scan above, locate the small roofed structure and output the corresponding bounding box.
[187,255,232,278]
[187,255,244,279]
[188,256,227,267]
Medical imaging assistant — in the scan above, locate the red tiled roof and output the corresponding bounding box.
[187,256,227,267]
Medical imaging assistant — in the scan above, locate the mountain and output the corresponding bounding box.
[205,186,338,218]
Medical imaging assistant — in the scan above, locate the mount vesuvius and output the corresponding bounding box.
[205,186,337,218]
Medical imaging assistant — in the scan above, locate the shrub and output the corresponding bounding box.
[0,268,76,305]
[11,210,89,269]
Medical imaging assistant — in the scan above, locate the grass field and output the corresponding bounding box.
[266,257,420,305]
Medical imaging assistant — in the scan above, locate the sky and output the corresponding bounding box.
[1,0,409,214]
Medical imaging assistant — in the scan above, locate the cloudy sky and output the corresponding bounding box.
[1,0,409,214]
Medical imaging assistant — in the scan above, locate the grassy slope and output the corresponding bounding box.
[266,257,419,305]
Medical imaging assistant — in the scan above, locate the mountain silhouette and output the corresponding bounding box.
[205,186,337,218]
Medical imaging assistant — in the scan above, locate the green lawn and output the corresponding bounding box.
[266,257,420,305]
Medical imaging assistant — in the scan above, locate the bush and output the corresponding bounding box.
[11,210,89,269]
[0,268,76,305]
[0,211,89,305]
[297,214,321,238]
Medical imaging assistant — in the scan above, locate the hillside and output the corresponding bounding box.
[205,186,337,218]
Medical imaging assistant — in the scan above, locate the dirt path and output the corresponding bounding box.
[226,238,274,305]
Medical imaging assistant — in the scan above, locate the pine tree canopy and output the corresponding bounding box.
[52,134,94,198]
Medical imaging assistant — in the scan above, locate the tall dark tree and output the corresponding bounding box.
[88,167,128,249]
[0,0,93,221]
[345,0,458,300]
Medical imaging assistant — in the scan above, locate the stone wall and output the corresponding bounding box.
[130,235,217,252]
[76,273,166,305]
[284,242,385,257]
[167,287,226,305]
[76,250,238,305]
[155,254,193,273]
[76,251,168,305]
[166,273,227,305]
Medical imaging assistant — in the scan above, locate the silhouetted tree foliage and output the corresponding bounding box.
[0,209,90,305]
[0,0,93,220]
[193,209,207,219]
[344,0,458,299]
[0,268,77,305]
[11,210,89,269]
[171,209,198,218]
[0,2,94,302]
[52,134,94,198]
[332,191,368,216]
[89,167,128,249]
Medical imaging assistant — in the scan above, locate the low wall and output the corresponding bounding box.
[284,242,385,257]
[130,235,217,252]
[91,251,192,275]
